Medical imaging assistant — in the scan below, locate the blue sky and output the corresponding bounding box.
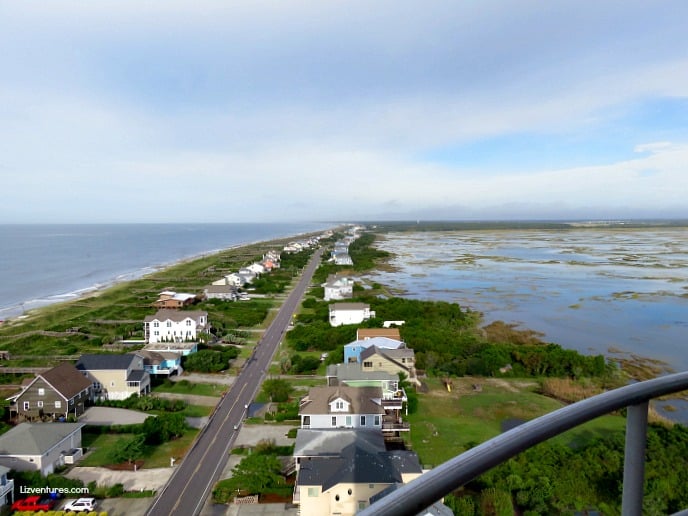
[1,1,687,223]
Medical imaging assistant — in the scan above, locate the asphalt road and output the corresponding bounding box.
[146,248,324,516]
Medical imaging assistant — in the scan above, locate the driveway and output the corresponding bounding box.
[80,406,150,425]
[66,466,173,491]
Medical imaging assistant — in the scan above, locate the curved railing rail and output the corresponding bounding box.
[359,370,688,516]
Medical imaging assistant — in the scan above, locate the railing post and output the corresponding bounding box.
[622,401,649,516]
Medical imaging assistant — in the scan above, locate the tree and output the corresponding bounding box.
[262,378,293,402]
[223,453,284,495]
[142,413,187,444]
[108,434,145,464]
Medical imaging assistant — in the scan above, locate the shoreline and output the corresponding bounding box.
[0,228,331,325]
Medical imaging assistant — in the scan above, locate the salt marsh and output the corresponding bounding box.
[366,227,688,371]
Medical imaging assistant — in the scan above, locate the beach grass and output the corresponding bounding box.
[0,236,303,361]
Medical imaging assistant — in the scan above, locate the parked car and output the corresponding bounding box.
[63,497,97,512]
[11,495,57,512]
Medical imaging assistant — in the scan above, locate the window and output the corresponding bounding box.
[37,388,45,396]
[37,401,43,408]
[345,416,352,426]
[308,487,318,497]
[360,415,366,426]
[331,416,337,427]
[186,320,192,326]
[374,415,380,426]
[166,321,172,327]
[335,400,344,410]
[363,361,372,368]
[303,416,310,427]
[23,401,30,411]
[153,322,159,327]
[55,401,62,408]
[358,501,367,510]
[154,331,160,336]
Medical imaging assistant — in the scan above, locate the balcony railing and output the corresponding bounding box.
[382,420,410,432]
[360,370,688,516]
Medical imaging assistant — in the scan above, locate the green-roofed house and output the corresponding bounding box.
[0,422,84,476]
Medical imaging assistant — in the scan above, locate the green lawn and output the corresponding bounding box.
[81,429,199,469]
[406,377,626,467]
[153,380,226,397]
[180,404,214,417]
[144,429,199,468]
[81,432,133,466]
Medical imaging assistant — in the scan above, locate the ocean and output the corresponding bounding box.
[0,222,331,320]
[365,227,688,372]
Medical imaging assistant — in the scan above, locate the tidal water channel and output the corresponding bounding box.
[366,227,688,373]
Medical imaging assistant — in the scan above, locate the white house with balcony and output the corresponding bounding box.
[323,275,355,301]
[328,303,374,327]
[144,309,209,343]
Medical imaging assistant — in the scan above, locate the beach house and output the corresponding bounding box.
[144,309,209,343]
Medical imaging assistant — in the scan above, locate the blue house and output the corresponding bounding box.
[343,337,405,364]
[133,350,182,376]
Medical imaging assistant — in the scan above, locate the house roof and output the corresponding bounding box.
[0,422,84,456]
[127,370,148,382]
[357,328,402,341]
[346,337,405,351]
[360,346,414,363]
[326,363,397,383]
[76,354,140,371]
[294,429,386,458]
[143,309,207,323]
[329,302,369,312]
[39,363,93,399]
[204,285,237,294]
[297,447,422,491]
[133,350,180,365]
[299,386,384,416]
[157,292,196,302]
[144,342,197,352]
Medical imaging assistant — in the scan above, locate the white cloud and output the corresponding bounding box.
[634,142,673,154]
[1,2,688,222]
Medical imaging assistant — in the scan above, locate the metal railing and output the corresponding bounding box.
[360,370,688,516]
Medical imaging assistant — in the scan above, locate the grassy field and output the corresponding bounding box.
[81,428,199,469]
[152,380,226,397]
[406,377,626,467]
